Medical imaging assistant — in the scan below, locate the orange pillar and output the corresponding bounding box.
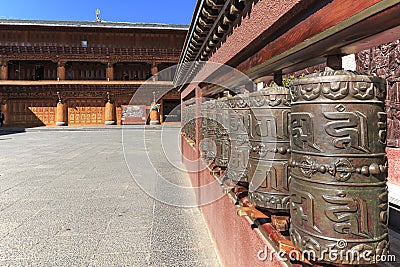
[56,101,67,126]
[0,61,8,80]
[105,100,115,125]
[106,63,114,81]
[57,62,66,80]
[150,101,160,125]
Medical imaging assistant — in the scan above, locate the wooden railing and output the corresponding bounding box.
[0,46,182,57]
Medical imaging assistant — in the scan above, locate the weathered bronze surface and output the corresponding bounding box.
[289,70,389,265]
[200,100,217,164]
[200,101,208,161]
[225,94,251,184]
[247,86,291,211]
[214,98,229,168]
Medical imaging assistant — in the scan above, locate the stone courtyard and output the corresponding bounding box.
[0,126,220,266]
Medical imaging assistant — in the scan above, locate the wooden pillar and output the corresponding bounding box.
[57,61,66,80]
[56,102,67,126]
[0,60,8,80]
[150,92,160,125]
[151,62,159,81]
[106,63,114,81]
[56,92,67,126]
[105,100,115,125]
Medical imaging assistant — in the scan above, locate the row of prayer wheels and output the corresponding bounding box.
[198,70,389,265]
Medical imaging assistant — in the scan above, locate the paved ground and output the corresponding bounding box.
[0,126,220,266]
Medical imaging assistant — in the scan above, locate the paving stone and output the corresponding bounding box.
[0,127,220,266]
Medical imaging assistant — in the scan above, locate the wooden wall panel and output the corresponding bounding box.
[8,99,55,126]
[67,99,104,125]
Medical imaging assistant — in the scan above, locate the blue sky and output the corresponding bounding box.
[0,0,197,25]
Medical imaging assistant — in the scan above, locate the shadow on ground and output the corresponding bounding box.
[0,127,26,136]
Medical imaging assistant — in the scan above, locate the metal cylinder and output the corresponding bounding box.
[247,86,291,211]
[202,100,217,164]
[199,101,208,161]
[289,70,389,265]
[214,98,229,168]
[226,94,251,184]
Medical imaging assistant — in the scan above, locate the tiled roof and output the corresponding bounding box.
[0,19,189,31]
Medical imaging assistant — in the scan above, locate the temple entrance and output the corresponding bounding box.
[8,99,56,127]
[67,99,104,125]
[162,99,180,123]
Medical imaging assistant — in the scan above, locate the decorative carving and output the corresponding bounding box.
[322,81,349,100]
[291,112,321,152]
[291,70,386,102]
[248,192,290,210]
[356,40,400,147]
[378,191,388,224]
[323,110,370,153]
[323,192,370,238]
[289,157,387,179]
[291,187,321,233]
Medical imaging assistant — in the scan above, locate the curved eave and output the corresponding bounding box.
[174,0,251,90]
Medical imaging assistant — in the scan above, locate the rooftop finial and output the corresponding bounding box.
[95,9,101,22]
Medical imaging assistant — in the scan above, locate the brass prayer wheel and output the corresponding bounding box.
[226,94,250,184]
[199,101,208,161]
[289,70,389,265]
[201,100,217,164]
[214,98,229,168]
[247,86,291,211]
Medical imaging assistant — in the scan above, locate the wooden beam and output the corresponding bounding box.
[240,0,400,78]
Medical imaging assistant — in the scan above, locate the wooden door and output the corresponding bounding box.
[67,99,104,125]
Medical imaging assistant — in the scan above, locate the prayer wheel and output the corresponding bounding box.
[289,70,389,265]
[199,102,208,161]
[247,86,291,211]
[225,94,250,184]
[202,100,217,164]
[214,98,229,168]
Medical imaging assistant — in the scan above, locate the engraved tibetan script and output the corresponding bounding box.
[291,113,321,151]
[323,194,371,238]
[324,111,370,152]
[229,148,248,169]
[378,112,387,144]
[251,115,277,138]
[291,188,321,233]
[268,163,288,190]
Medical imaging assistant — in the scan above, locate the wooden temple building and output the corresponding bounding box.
[176,0,400,266]
[0,19,188,126]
